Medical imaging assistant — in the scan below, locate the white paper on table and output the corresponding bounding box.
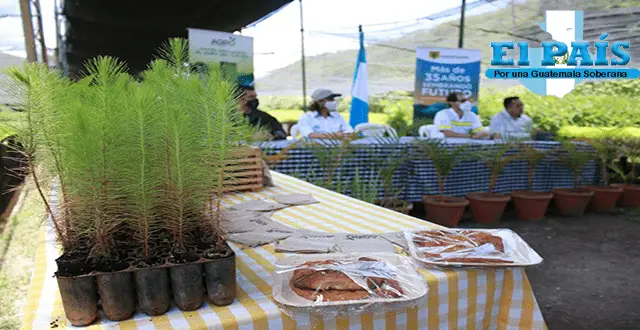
[273,193,320,206]
[333,233,396,253]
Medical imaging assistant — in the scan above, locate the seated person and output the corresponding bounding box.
[297,89,354,139]
[434,92,497,139]
[489,96,534,140]
[237,83,287,141]
[414,100,478,119]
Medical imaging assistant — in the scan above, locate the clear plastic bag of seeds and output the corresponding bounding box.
[271,252,428,320]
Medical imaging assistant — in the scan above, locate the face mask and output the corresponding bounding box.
[324,101,338,111]
[460,101,473,113]
[247,99,259,110]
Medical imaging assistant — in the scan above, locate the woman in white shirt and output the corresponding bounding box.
[297,89,354,139]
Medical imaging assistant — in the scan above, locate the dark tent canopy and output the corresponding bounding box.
[60,0,292,78]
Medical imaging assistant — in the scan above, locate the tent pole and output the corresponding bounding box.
[19,0,37,62]
[299,0,308,111]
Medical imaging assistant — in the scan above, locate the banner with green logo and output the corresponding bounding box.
[188,28,254,86]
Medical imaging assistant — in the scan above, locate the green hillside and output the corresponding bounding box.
[257,0,544,94]
[257,0,640,95]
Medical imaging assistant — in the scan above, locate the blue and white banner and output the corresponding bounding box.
[413,47,481,119]
[349,29,369,128]
[521,10,583,98]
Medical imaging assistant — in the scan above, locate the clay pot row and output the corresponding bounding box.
[423,184,640,227]
[57,250,236,327]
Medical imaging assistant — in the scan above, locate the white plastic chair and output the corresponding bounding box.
[419,124,445,139]
[418,125,432,138]
[355,123,398,138]
[289,124,301,140]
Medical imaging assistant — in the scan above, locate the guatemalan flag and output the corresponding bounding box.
[349,26,368,128]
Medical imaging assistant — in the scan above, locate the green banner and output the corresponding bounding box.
[188,28,254,86]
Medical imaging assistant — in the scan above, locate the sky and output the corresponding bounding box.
[242,0,503,77]
[0,0,56,59]
[0,0,503,75]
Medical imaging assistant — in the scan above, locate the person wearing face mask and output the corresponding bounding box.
[297,89,354,139]
[434,92,496,139]
[489,96,535,140]
[237,84,287,141]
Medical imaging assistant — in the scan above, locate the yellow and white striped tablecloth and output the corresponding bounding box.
[21,172,547,330]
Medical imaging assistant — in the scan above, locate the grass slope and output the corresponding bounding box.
[0,184,42,329]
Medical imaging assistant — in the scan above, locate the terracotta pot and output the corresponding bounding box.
[552,188,594,216]
[375,198,414,214]
[466,192,511,224]
[511,190,553,221]
[422,195,469,228]
[611,184,640,207]
[57,276,99,326]
[587,185,623,212]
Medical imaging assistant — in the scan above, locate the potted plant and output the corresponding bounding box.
[9,39,248,325]
[349,168,380,204]
[308,133,358,191]
[610,137,640,207]
[511,143,553,220]
[466,143,515,223]
[372,138,413,214]
[585,138,623,211]
[552,141,596,216]
[418,139,468,227]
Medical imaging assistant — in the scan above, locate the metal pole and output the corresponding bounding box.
[299,0,308,111]
[511,0,516,32]
[53,0,61,68]
[458,0,466,48]
[19,0,37,62]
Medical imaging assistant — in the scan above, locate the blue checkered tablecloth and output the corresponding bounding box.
[257,137,599,202]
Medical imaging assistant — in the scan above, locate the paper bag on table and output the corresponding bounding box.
[333,233,396,253]
[221,209,274,222]
[227,227,295,247]
[232,199,288,212]
[219,210,277,234]
[275,232,340,253]
[262,159,275,187]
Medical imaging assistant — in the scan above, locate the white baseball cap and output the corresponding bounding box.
[311,89,342,101]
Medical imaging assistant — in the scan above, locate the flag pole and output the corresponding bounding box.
[349,25,368,128]
[298,0,308,111]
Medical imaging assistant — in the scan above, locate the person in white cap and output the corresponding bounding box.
[297,89,354,139]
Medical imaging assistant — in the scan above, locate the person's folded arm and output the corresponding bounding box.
[337,116,354,134]
[297,116,316,138]
[434,112,470,138]
[470,114,491,138]
[489,115,505,137]
[267,115,287,140]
